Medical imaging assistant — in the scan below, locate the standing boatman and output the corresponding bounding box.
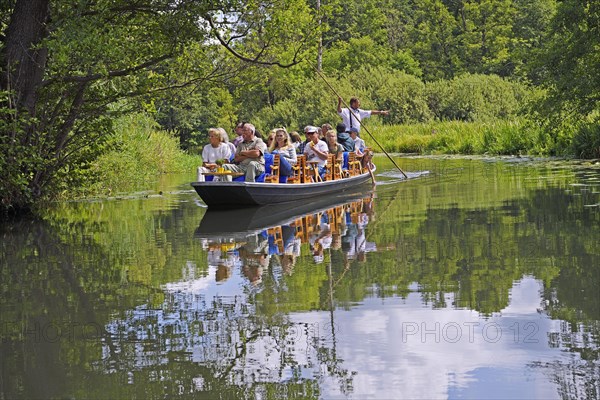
[337,96,389,135]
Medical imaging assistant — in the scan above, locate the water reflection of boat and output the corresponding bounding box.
[195,190,374,239]
[196,190,377,273]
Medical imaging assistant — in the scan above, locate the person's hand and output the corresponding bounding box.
[382,110,390,116]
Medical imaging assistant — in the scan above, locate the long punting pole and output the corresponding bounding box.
[309,61,409,179]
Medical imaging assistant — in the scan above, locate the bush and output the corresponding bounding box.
[70,113,200,198]
[571,118,600,159]
[349,66,432,124]
[254,66,435,132]
[426,74,529,122]
[253,81,340,133]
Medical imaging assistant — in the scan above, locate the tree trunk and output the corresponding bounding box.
[0,0,50,117]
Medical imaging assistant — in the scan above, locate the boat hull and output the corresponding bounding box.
[191,170,374,208]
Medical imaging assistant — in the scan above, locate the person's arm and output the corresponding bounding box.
[337,96,343,114]
[371,109,389,116]
[309,141,329,160]
[288,147,297,165]
[234,149,261,163]
[336,144,344,161]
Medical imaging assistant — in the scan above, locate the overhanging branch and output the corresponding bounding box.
[42,54,173,86]
[206,17,300,68]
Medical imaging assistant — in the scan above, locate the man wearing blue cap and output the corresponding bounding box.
[349,127,366,155]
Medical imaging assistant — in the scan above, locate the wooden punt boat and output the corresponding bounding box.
[191,152,375,208]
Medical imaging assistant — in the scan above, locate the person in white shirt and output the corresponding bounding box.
[197,128,233,181]
[337,96,389,134]
[302,125,329,178]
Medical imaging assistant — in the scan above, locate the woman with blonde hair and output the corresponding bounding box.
[265,130,276,150]
[197,128,233,181]
[269,127,297,177]
[270,128,297,164]
[218,127,236,155]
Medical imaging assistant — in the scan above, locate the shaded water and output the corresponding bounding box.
[1,156,599,399]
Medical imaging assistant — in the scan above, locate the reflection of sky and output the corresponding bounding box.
[104,268,593,399]
[291,277,578,399]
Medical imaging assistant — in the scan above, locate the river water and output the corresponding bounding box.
[1,156,598,399]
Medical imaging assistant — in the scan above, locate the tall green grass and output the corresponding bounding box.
[71,114,200,198]
[371,119,545,155]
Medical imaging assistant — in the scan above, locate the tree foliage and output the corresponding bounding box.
[525,0,600,156]
[0,0,317,213]
[533,0,600,116]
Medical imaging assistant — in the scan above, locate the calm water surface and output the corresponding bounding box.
[1,156,599,399]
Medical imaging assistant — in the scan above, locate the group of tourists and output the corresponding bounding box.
[198,97,389,182]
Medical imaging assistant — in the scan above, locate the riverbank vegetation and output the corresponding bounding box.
[66,114,199,200]
[1,0,599,214]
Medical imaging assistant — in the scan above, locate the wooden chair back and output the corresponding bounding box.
[264,153,280,183]
[288,154,306,183]
[348,151,363,176]
[323,154,334,181]
[324,153,343,181]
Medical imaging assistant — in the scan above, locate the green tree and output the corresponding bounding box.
[510,0,557,81]
[529,0,600,157]
[409,0,461,80]
[533,0,600,117]
[0,0,316,214]
[457,0,516,76]
[322,36,391,75]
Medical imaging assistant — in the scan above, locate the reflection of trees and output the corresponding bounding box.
[100,286,350,398]
[361,184,598,318]
[1,160,599,399]
[0,198,209,398]
[532,353,600,399]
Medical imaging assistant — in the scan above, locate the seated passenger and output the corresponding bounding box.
[298,125,318,154]
[232,122,245,147]
[321,123,333,139]
[197,128,233,181]
[326,129,344,161]
[349,126,366,156]
[265,130,276,150]
[269,128,297,176]
[222,123,268,182]
[218,127,237,155]
[336,122,356,152]
[303,125,329,177]
[290,131,302,150]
